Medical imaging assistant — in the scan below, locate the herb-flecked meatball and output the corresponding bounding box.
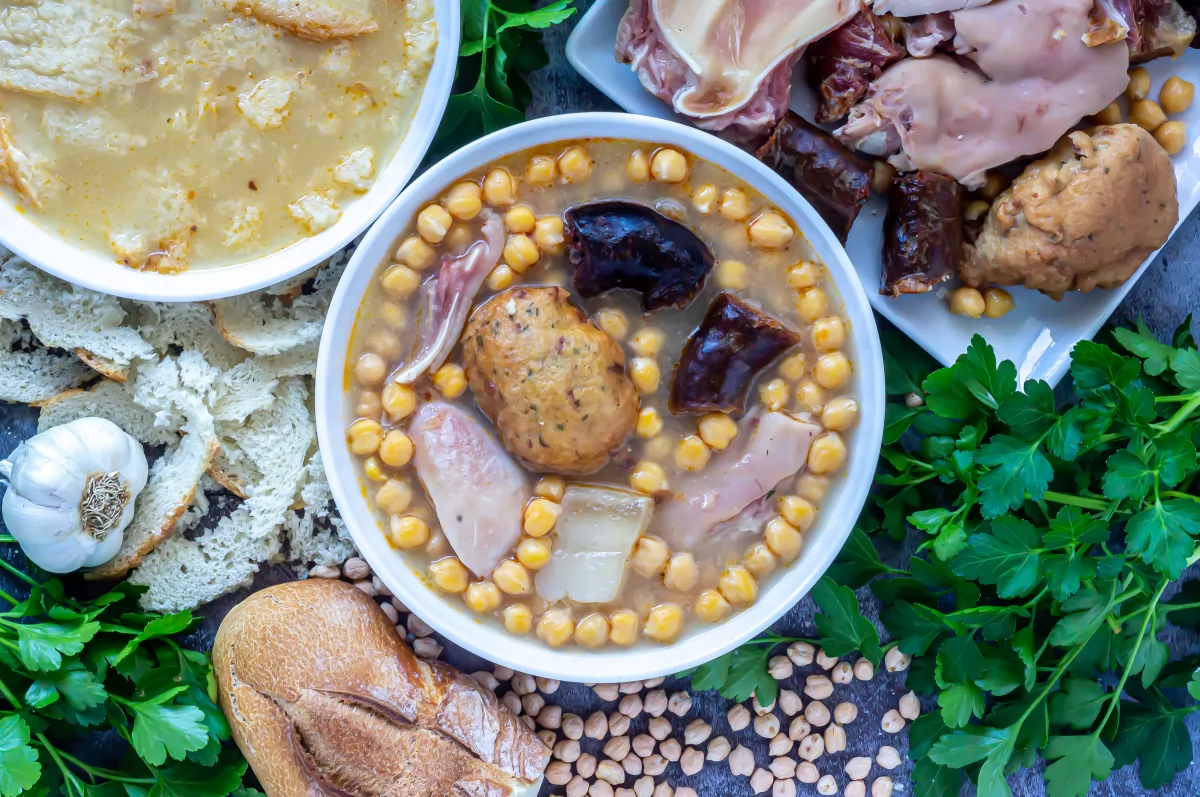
[462,286,639,475]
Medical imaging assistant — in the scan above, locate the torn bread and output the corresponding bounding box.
[37,378,179,446]
[0,115,58,207]
[0,319,94,403]
[231,0,379,42]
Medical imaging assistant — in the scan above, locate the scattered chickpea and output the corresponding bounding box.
[492,560,531,595]
[881,710,905,734]
[503,233,540,272]
[875,747,902,770]
[429,557,470,593]
[376,479,413,515]
[982,287,1015,318]
[558,147,594,183]
[749,212,795,250]
[381,383,417,421]
[1130,98,1168,132]
[692,183,718,214]
[630,357,661,393]
[516,537,552,570]
[720,188,752,221]
[846,782,867,797]
[432,363,467,398]
[487,264,518,293]
[798,733,824,762]
[1127,66,1152,100]
[833,702,858,725]
[728,704,752,731]
[797,762,821,784]
[884,647,912,672]
[348,418,383,456]
[626,150,650,182]
[416,204,453,244]
[814,352,852,390]
[899,691,922,720]
[949,286,986,318]
[503,205,536,234]
[853,657,875,681]
[574,614,611,648]
[395,235,436,269]
[816,776,838,796]
[728,744,755,776]
[644,435,672,461]
[716,258,749,290]
[805,674,834,700]
[816,648,838,670]
[872,777,894,797]
[1161,75,1195,114]
[643,603,684,643]
[483,168,517,206]
[788,641,815,667]
[536,608,575,647]
[356,390,382,420]
[764,517,804,562]
[1155,121,1189,156]
[365,331,401,361]
[534,215,566,253]
[779,352,807,381]
[630,460,668,495]
[805,701,831,728]
[651,148,689,183]
[596,308,628,340]
[633,408,663,439]
[631,327,665,357]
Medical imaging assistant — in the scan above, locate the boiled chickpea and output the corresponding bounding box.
[382,383,418,421]
[534,476,566,501]
[965,200,991,223]
[695,589,731,623]
[523,497,562,537]
[697,413,738,450]
[787,261,822,289]
[505,205,537,233]
[503,234,540,272]
[643,603,684,643]
[780,353,807,382]
[396,236,436,270]
[719,188,751,221]
[650,148,689,183]
[465,581,502,614]
[627,150,650,182]
[417,204,453,244]
[366,331,402,362]
[636,407,664,438]
[795,473,830,503]
[526,156,557,187]
[389,514,429,549]
[979,172,1010,201]
[574,614,610,648]
[444,182,483,220]
[808,432,847,474]
[631,327,665,357]
[517,537,553,570]
[630,536,670,577]
[797,379,825,413]
[644,435,673,461]
[663,552,699,591]
[630,461,668,495]
[1130,99,1168,132]
[596,308,628,340]
[760,378,789,411]
[355,353,386,386]
[821,397,859,431]
[356,390,382,418]
[378,301,406,329]
[376,479,413,514]
[483,168,517,206]
[812,317,846,351]
[949,286,986,318]
[718,565,758,605]
[1161,76,1195,114]
[1127,67,1152,100]
[872,160,897,194]
[983,287,1016,319]
[537,608,575,647]
[381,264,421,297]
[765,517,803,562]
[362,457,385,482]
[716,259,748,290]
[1093,101,1122,126]
[493,560,532,595]
[748,212,795,250]
[430,557,470,593]
[630,357,661,393]
[675,436,711,472]
[814,352,852,390]
[693,184,718,214]
[534,216,565,254]
[1155,121,1188,155]
[779,496,816,532]
[426,531,451,559]
[504,604,534,635]
[609,610,640,646]
[558,147,593,183]
[432,363,467,398]
[379,430,414,468]
[744,542,777,577]
[797,288,828,322]
[488,264,515,291]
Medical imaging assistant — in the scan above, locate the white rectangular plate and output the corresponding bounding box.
[566,0,1200,385]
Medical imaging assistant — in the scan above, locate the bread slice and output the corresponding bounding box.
[231,0,379,41]
[285,452,356,568]
[37,378,179,446]
[0,319,95,403]
[0,115,58,207]
[133,301,247,371]
[211,256,343,355]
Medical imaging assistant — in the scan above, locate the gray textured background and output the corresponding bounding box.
[2,3,1200,794]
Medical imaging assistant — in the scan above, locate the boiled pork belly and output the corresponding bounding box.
[835,0,1130,187]
[873,0,992,13]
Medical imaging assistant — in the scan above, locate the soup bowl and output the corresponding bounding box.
[315,112,885,682]
[0,0,459,303]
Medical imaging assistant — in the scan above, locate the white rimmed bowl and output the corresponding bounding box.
[0,1,459,302]
[316,112,886,682]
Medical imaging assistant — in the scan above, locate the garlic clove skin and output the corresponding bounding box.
[2,418,147,573]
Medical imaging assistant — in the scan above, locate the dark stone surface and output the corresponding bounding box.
[2,3,1199,794]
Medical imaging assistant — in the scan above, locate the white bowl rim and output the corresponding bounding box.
[0,0,460,303]
[316,112,886,682]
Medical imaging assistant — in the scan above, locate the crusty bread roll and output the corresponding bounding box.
[214,579,549,796]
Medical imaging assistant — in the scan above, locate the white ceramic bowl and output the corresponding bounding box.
[316,113,886,682]
[0,1,459,303]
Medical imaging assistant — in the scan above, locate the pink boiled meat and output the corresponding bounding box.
[654,410,821,549]
[410,402,529,576]
[835,0,1130,187]
[872,0,990,14]
[390,214,504,384]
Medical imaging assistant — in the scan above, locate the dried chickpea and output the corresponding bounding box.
[537,608,575,647]
[1126,67,1152,100]
[376,479,413,514]
[636,408,664,438]
[743,543,777,577]
[503,234,540,272]
[432,363,467,398]
[719,188,752,221]
[719,565,758,605]
[644,603,684,643]
[1161,76,1195,114]
[697,413,738,450]
[748,212,795,250]
[871,160,897,194]
[504,604,534,635]
[493,560,532,595]
[524,497,562,537]
[779,353,807,382]
[796,379,825,413]
[349,418,383,455]
[1093,101,1122,126]
[808,433,847,475]
[417,204,453,244]
[526,156,557,187]
[488,264,515,291]
[379,430,414,468]
[535,216,566,253]
[814,352,852,390]
[558,147,593,183]
[504,205,537,233]
[483,168,517,206]
[812,317,846,351]
[693,184,718,214]
[355,352,386,386]
[821,397,860,431]
[716,258,749,290]
[382,383,418,421]
[1155,121,1188,155]
[381,264,421,297]
[630,358,661,393]
[983,287,1016,319]
[779,496,816,532]
[430,557,470,593]
[465,581,502,613]
[596,308,628,340]
[535,476,566,501]
[626,150,650,182]
[1130,98,1168,132]
[362,457,386,481]
[695,589,731,622]
[663,553,699,592]
[787,261,822,289]
[574,614,610,648]
[517,537,553,570]
[356,390,382,418]
[631,328,666,357]
[393,237,434,271]
[797,287,828,322]
[760,378,789,411]
[630,536,670,577]
[674,436,711,472]
[389,514,429,549]
[608,610,639,645]
[650,148,689,183]
[949,286,986,318]
[444,182,483,220]
[765,516,803,562]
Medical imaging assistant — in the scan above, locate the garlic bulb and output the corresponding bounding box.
[1,418,147,573]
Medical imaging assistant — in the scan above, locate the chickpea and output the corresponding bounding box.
[1126,67,1152,101]
[787,261,822,289]
[389,514,429,549]
[693,184,718,214]
[630,357,661,393]
[430,557,470,593]
[444,225,473,254]
[965,200,991,223]
[797,288,828,322]
[381,263,421,297]
[808,432,847,474]
[644,603,684,643]
[695,589,731,623]
[631,461,668,495]
[526,156,557,187]
[596,308,628,340]
[483,168,517,206]
[675,436,711,472]
[537,608,575,647]
[1155,121,1188,156]
[636,407,664,438]
[871,160,896,194]
[378,301,406,329]
[381,383,417,421]
[978,172,1010,202]
[609,610,640,645]
[356,390,382,418]
[630,536,670,577]
[417,204,453,244]
[348,418,383,455]
[697,412,739,450]
[503,234,540,272]
[558,146,593,183]
[812,317,846,352]
[1093,101,1122,126]
[743,542,777,577]
[760,378,789,411]
[574,614,610,648]
[534,215,565,254]
[1130,99,1168,132]
[459,581,500,615]
[644,435,672,461]
[779,496,816,532]
[376,479,413,514]
[719,188,751,221]
[716,259,748,290]
[814,352,852,390]
[1161,76,1195,114]
[432,363,467,398]
[631,328,665,357]
[765,516,803,562]
[362,457,386,482]
[949,286,986,318]
[821,397,860,431]
[795,473,829,503]
[504,603,534,635]
[488,264,515,291]
[748,212,795,250]
[379,429,414,468]
[983,287,1016,319]
[517,536,553,570]
[524,497,562,537]
[719,565,758,605]
[395,236,436,270]
[663,553,699,591]
[627,150,650,182]
[650,148,689,183]
[533,477,565,502]
[493,560,532,595]
[444,182,483,220]
[504,205,537,234]
[780,353,807,382]
[426,532,451,559]
[796,379,825,413]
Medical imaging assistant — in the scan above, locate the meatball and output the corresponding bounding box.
[961,125,1178,295]
[462,286,639,475]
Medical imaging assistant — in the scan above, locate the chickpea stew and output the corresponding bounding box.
[344,138,859,650]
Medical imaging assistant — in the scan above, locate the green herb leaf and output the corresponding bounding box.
[997,379,1057,435]
[113,611,196,664]
[812,578,882,665]
[1042,550,1096,602]
[1048,678,1107,730]
[0,715,41,797]
[911,759,963,797]
[882,601,946,657]
[1043,506,1109,549]
[1170,347,1200,390]
[1044,735,1114,797]
[15,618,101,671]
[928,725,1011,767]
[1125,498,1200,579]
[124,689,210,767]
[884,403,926,445]
[26,663,107,716]
[937,636,983,686]
[977,730,1018,797]
[1115,319,1176,376]
[938,681,985,728]
[148,748,247,797]
[1112,686,1195,789]
[827,528,891,589]
[952,517,1043,598]
[976,435,1053,516]
[1188,669,1200,701]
